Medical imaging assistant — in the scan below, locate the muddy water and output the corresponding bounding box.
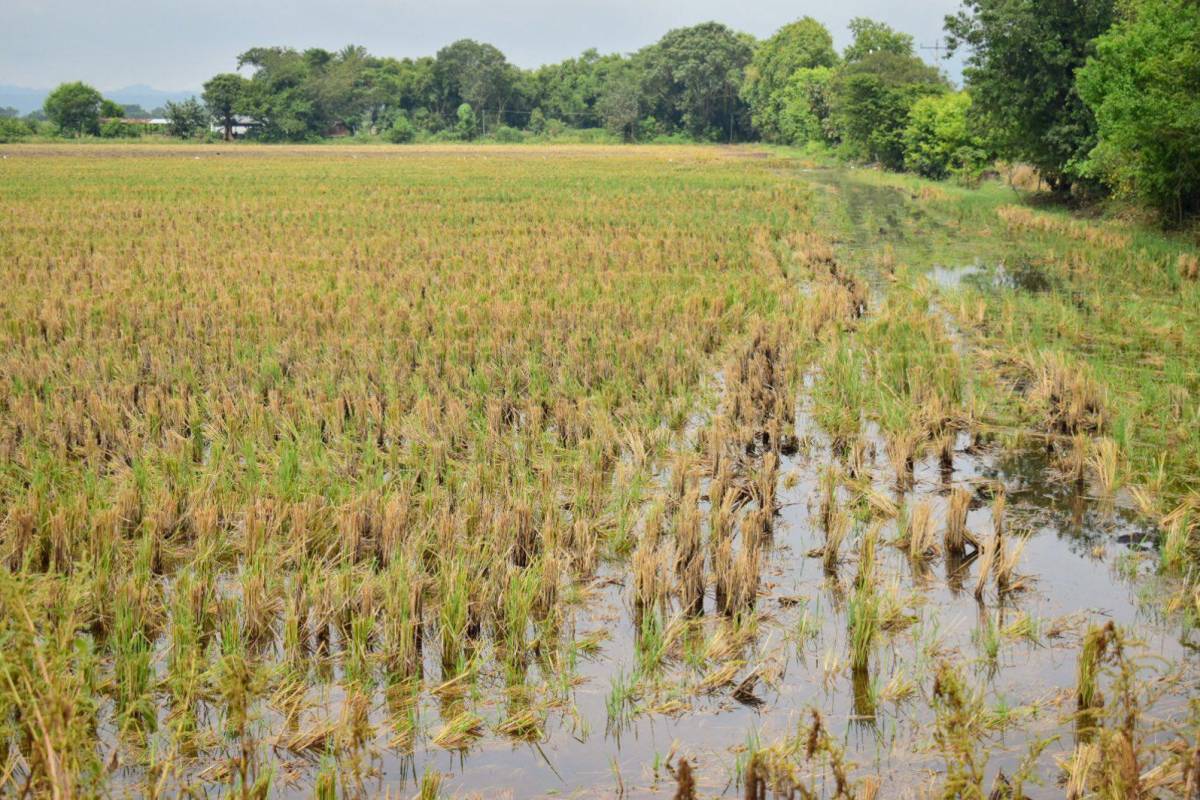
[350,412,1189,799]
[94,165,1191,798]
[321,170,1196,798]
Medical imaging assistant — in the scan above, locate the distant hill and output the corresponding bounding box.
[0,83,200,115]
[0,85,48,115]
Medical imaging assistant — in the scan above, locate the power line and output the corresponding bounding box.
[921,42,947,60]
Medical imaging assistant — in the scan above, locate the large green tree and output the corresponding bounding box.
[164,98,209,139]
[433,40,517,128]
[830,52,948,169]
[1077,0,1200,221]
[639,22,755,141]
[43,82,103,135]
[237,47,321,139]
[843,18,915,63]
[776,66,836,146]
[945,0,1116,192]
[741,17,838,141]
[202,73,249,140]
[307,45,374,134]
[596,64,643,141]
[529,49,626,129]
[235,45,376,139]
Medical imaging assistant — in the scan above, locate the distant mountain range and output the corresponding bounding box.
[0,83,201,115]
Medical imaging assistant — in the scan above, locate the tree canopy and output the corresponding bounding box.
[639,22,755,141]
[1077,0,1200,221]
[595,63,642,141]
[831,52,948,169]
[43,82,103,135]
[203,73,250,141]
[945,0,1115,192]
[99,99,124,119]
[235,46,380,139]
[843,18,916,63]
[742,17,839,142]
[434,40,517,125]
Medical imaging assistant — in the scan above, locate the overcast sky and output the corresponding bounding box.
[0,0,964,90]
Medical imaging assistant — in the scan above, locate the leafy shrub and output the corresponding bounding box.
[455,103,476,140]
[1077,0,1200,221]
[493,125,524,143]
[636,117,662,141]
[99,120,143,139]
[777,67,835,146]
[902,92,990,183]
[829,52,947,169]
[387,115,416,144]
[0,117,33,142]
[528,108,546,135]
[164,98,209,139]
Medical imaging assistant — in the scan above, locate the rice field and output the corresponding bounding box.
[0,144,1197,798]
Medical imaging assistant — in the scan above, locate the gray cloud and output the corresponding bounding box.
[0,0,964,91]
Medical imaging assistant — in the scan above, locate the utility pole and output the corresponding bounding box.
[921,41,946,61]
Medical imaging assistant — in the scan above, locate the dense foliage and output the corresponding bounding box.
[638,22,754,141]
[945,0,1116,193]
[741,17,838,142]
[774,67,835,147]
[902,92,990,181]
[829,51,948,170]
[842,17,916,63]
[42,82,104,135]
[164,98,209,139]
[202,73,250,141]
[1076,0,1200,222]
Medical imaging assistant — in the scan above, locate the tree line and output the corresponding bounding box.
[3,0,1196,221]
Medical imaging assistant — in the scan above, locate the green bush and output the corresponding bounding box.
[829,52,947,170]
[1077,0,1200,221]
[777,67,834,146]
[902,92,989,183]
[492,125,524,143]
[164,98,209,139]
[0,117,33,142]
[528,108,546,135]
[636,117,662,141]
[386,115,416,144]
[99,120,143,139]
[455,103,476,140]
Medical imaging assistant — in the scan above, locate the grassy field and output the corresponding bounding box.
[0,144,1197,798]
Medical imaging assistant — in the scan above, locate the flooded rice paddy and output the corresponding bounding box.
[2,147,1195,799]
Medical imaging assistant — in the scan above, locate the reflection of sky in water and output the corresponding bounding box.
[333,174,1191,799]
[341,413,1191,799]
[100,170,1190,800]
